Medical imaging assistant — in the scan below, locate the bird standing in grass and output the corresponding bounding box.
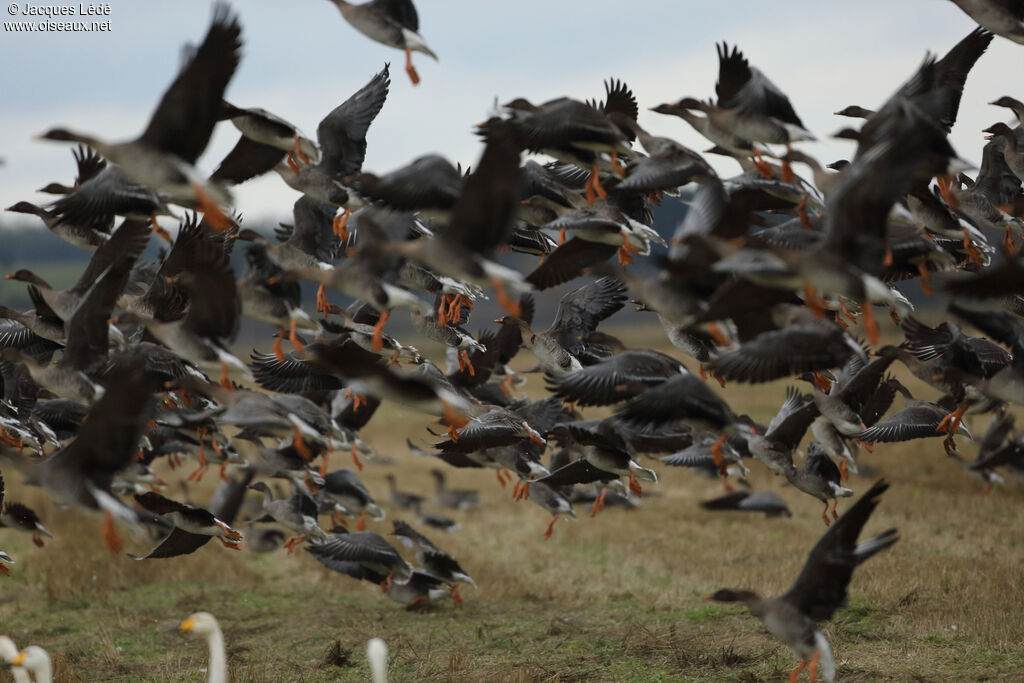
[707,480,898,682]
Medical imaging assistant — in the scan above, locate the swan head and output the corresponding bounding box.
[179,611,221,636]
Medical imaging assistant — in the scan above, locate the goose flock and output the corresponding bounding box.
[2,0,1024,680]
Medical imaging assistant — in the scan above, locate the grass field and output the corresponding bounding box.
[1,327,1023,682]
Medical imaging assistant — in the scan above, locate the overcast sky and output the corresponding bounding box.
[1,0,1018,227]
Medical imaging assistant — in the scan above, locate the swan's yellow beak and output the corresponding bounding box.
[179,618,196,632]
[11,652,24,666]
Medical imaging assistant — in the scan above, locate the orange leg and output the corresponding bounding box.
[273,329,287,362]
[407,596,428,610]
[780,147,795,183]
[150,215,172,243]
[0,564,9,576]
[558,228,567,245]
[839,299,858,324]
[218,463,229,481]
[371,310,390,353]
[380,572,394,592]
[860,301,879,346]
[788,660,808,683]
[820,501,831,527]
[609,149,625,177]
[286,153,301,174]
[356,509,367,532]
[803,282,825,319]
[917,262,933,297]
[707,321,729,346]
[617,231,641,266]
[491,276,521,318]
[293,134,311,165]
[451,583,464,606]
[192,183,233,232]
[543,516,558,541]
[319,450,330,478]
[628,468,642,497]
[1003,225,1019,255]
[404,47,420,85]
[710,434,728,469]
[496,468,507,488]
[351,443,363,471]
[518,480,530,500]
[812,372,831,393]
[752,149,774,179]
[961,227,983,266]
[32,533,45,548]
[808,650,820,683]
[797,194,812,229]
[333,208,351,241]
[936,175,958,209]
[218,538,242,550]
[462,349,476,376]
[585,164,607,204]
[284,534,306,553]
[102,511,123,554]
[830,499,839,521]
[316,284,330,315]
[437,294,453,326]
[936,403,967,434]
[218,522,243,541]
[837,458,849,481]
[219,362,233,390]
[292,424,311,460]
[287,318,305,352]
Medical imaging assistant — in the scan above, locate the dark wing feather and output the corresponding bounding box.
[852,405,947,442]
[286,196,340,264]
[512,396,564,434]
[708,325,857,384]
[442,121,522,255]
[714,43,752,106]
[129,527,211,560]
[766,387,819,449]
[179,231,239,342]
[73,145,107,186]
[210,136,286,185]
[526,239,617,290]
[547,276,627,352]
[535,457,618,486]
[307,531,403,565]
[134,490,194,516]
[44,359,158,482]
[63,220,150,372]
[373,0,418,30]
[318,65,390,180]
[781,480,898,621]
[137,3,242,164]
[949,303,1024,360]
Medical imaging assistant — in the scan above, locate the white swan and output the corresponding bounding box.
[11,646,51,683]
[0,636,31,683]
[179,612,227,683]
[366,638,388,683]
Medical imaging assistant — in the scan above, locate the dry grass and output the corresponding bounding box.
[1,326,1023,681]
